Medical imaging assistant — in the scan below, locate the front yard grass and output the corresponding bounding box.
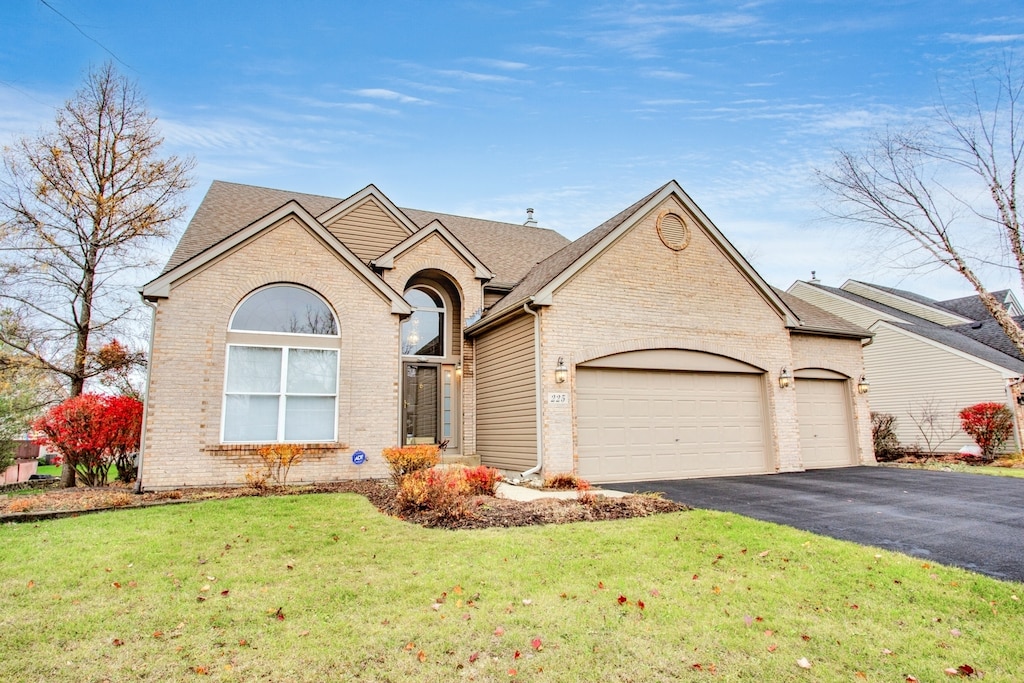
[2,493,1021,681]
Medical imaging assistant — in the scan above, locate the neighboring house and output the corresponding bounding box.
[138,180,874,489]
[787,278,1024,453]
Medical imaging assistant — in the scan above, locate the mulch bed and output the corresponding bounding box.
[0,479,686,528]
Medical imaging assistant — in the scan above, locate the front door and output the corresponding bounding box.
[402,363,458,449]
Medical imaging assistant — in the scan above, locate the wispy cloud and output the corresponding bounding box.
[351,88,432,105]
[435,69,524,84]
[642,68,692,79]
[942,33,1024,44]
[472,58,531,71]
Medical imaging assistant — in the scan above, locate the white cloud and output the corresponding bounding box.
[351,88,431,105]
[942,33,1024,44]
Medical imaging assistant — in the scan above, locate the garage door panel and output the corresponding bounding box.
[577,367,769,483]
[796,379,854,468]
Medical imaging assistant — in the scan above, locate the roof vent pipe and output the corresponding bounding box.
[524,208,537,226]
[810,270,821,285]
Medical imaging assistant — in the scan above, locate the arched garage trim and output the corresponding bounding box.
[795,367,849,380]
[573,337,767,371]
[580,348,764,373]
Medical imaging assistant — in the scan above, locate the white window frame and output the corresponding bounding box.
[222,285,340,444]
[402,284,447,359]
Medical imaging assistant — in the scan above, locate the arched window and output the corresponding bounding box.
[401,285,445,357]
[223,285,339,443]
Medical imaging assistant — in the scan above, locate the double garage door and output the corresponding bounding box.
[577,367,770,483]
[576,365,855,483]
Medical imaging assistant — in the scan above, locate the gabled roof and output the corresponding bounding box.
[372,219,495,280]
[317,183,419,236]
[773,288,871,340]
[796,281,1024,372]
[949,315,1024,363]
[938,290,1017,321]
[160,181,570,287]
[401,208,569,287]
[142,200,412,315]
[471,180,798,330]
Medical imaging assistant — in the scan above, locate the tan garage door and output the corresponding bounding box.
[576,368,770,483]
[796,378,854,468]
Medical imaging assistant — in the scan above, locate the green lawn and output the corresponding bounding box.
[1,494,1021,682]
[884,461,1024,479]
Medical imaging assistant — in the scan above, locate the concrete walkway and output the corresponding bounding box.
[496,482,629,501]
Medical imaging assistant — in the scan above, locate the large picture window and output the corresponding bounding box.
[223,286,339,443]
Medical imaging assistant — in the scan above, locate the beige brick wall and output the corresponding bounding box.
[537,195,802,477]
[382,232,485,456]
[143,216,401,488]
[789,334,875,465]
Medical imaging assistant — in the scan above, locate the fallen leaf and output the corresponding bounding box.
[597,581,605,589]
[112,638,124,647]
[801,634,811,641]
[945,668,960,676]
[712,586,721,594]
[112,582,121,589]
[848,604,859,609]
[743,615,753,626]
[522,599,532,606]
[299,630,309,637]
[692,663,703,671]
[617,595,628,605]
[193,666,209,675]
[958,664,976,676]
[531,637,543,651]
[454,585,463,594]
[274,607,284,621]
[513,650,521,660]
[152,631,163,638]
[950,629,961,637]
[508,669,517,676]
[906,677,918,682]
[767,644,777,652]
[637,600,645,610]
[797,657,812,669]
[1011,595,1019,601]
[759,550,770,557]
[692,574,699,580]
[200,584,210,593]
[856,673,867,679]
[417,650,426,662]
[494,626,505,637]
[469,652,479,663]
[27,580,35,589]
[220,590,229,597]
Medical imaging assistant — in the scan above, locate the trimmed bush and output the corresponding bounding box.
[463,465,503,496]
[382,445,441,484]
[397,467,470,519]
[958,402,1014,460]
[543,472,589,490]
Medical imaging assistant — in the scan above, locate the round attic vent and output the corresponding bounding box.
[657,211,690,251]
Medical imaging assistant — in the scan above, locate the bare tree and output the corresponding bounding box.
[817,57,1024,354]
[0,63,194,485]
[905,398,960,459]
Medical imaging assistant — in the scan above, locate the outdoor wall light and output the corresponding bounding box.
[857,375,870,394]
[455,362,462,377]
[554,357,568,384]
[778,367,793,389]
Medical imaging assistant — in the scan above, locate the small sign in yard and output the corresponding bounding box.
[352,450,366,465]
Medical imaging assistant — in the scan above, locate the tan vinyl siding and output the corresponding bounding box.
[483,290,507,309]
[788,281,899,329]
[865,325,1015,452]
[475,313,536,471]
[326,198,411,262]
[843,281,969,325]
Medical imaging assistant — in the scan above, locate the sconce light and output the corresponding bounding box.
[857,375,870,394]
[778,367,792,389]
[554,356,568,384]
[455,362,462,377]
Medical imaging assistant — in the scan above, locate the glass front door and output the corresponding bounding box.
[403,364,439,445]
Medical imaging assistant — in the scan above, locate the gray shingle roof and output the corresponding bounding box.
[852,281,942,308]
[801,282,1024,372]
[937,290,1011,321]
[949,315,1024,363]
[160,181,570,285]
[401,209,569,287]
[773,288,871,339]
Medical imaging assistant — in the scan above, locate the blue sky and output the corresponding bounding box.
[2,1,1022,299]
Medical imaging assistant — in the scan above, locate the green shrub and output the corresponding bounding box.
[382,445,440,484]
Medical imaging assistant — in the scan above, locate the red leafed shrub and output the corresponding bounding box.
[397,467,470,519]
[32,393,143,486]
[958,402,1014,461]
[381,445,441,484]
[463,465,503,495]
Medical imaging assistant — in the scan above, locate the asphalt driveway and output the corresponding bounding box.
[605,467,1024,583]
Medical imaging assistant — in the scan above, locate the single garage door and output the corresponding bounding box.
[577,366,770,483]
[795,377,854,468]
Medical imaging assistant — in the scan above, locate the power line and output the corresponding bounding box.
[38,0,131,69]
